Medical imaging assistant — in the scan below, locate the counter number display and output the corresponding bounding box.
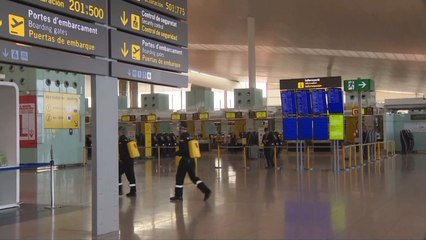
[18,0,107,23]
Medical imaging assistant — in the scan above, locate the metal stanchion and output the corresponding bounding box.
[336,141,340,172]
[307,145,310,170]
[243,145,247,169]
[349,145,352,169]
[367,143,371,164]
[342,145,346,170]
[215,144,222,169]
[46,145,60,209]
[274,145,277,169]
[354,145,357,167]
[157,146,161,168]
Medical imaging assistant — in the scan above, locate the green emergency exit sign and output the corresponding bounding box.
[344,79,374,92]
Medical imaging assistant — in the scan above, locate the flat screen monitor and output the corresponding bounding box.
[328,88,344,114]
[296,90,312,115]
[281,91,296,115]
[313,117,329,140]
[298,117,313,140]
[283,118,297,141]
[312,89,327,115]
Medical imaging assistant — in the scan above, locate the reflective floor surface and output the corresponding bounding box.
[1,152,426,240]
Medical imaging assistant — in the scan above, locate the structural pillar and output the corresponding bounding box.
[91,76,119,236]
[150,84,155,94]
[248,17,256,89]
[118,80,127,96]
[129,81,138,108]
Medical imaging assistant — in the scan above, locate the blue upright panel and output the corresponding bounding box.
[313,117,329,140]
[298,117,313,140]
[312,89,327,115]
[296,90,312,115]
[327,88,344,113]
[283,118,297,141]
[281,91,296,115]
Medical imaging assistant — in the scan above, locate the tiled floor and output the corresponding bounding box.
[1,151,426,239]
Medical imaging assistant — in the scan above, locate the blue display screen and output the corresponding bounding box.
[327,88,344,113]
[296,91,312,115]
[281,91,297,115]
[298,117,313,140]
[312,90,327,115]
[313,117,329,140]
[283,118,297,141]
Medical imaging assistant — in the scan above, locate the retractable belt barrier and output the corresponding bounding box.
[0,161,57,209]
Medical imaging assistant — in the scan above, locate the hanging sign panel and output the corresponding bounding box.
[0,39,108,75]
[16,0,107,24]
[110,61,188,87]
[280,76,342,90]
[0,0,108,56]
[110,30,188,72]
[125,0,188,20]
[110,0,188,46]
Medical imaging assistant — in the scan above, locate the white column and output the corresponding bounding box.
[248,17,256,89]
[91,76,119,236]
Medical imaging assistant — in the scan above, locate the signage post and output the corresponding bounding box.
[344,79,375,165]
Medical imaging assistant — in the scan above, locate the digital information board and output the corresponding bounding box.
[327,88,344,114]
[298,117,313,140]
[280,76,342,90]
[283,118,297,141]
[17,0,107,24]
[0,0,108,57]
[281,91,296,115]
[110,30,188,72]
[126,0,188,20]
[110,0,188,46]
[329,115,344,140]
[296,90,312,115]
[313,117,329,140]
[312,89,327,115]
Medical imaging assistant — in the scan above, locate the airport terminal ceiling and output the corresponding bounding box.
[187,0,426,94]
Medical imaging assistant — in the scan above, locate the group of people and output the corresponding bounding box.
[118,123,212,201]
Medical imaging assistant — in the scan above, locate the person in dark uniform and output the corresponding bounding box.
[170,122,212,201]
[118,126,137,197]
[262,127,275,168]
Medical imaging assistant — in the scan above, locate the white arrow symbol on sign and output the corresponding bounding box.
[2,48,9,58]
[359,81,367,88]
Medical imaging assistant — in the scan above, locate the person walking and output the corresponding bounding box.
[170,122,212,201]
[118,126,137,197]
[262,127,276,168]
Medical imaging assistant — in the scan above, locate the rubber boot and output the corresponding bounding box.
[126,185,136,197]
[170,187,183,201]
[197,182,212,201]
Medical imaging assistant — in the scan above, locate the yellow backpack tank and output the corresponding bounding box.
[188,140,201,158]
[127,140,140,158]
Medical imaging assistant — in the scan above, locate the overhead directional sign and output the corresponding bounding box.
[344,79,375,92]
[110,0,188,46]
[280,76,342,90]
[126,0,187,20]
[16,0,107,24]
[0,39,108,75]
[111,61,188,87]
[110,30,188,72]
[0,0,108,56]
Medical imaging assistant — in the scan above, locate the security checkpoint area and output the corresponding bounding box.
[2,0,426,240]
